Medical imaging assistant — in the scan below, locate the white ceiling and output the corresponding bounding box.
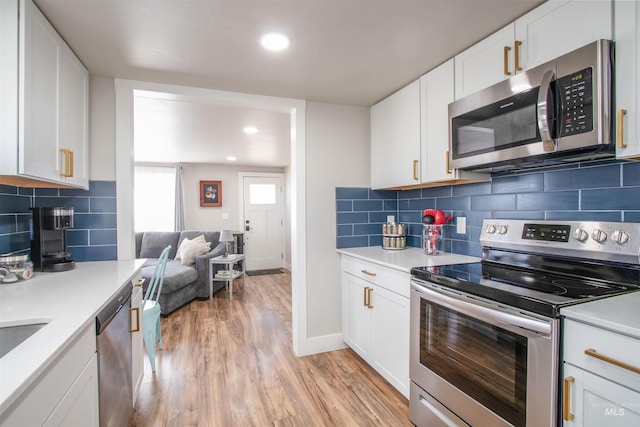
[34,0,545,166]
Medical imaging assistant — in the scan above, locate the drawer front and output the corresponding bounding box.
[342,256,410,298]
[563,319,640,391]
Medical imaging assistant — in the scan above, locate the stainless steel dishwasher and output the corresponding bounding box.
[96,282,133,427]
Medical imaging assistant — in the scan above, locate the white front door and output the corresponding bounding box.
[242,175,284,271]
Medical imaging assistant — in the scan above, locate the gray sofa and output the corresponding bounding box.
[135,230,227,315]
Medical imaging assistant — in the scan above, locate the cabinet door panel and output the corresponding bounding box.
[563,363,640,427]
[614,0,640,159]
[43,354,99,427]
[515,0,612,71]
[421,59,454,183]
[131,279,144,404]
[21,0,60,181]
[371,284,410,398]
[59,45,89,188]
[371,80,421,189]
[454,24,515,100]
[342,273,373,359]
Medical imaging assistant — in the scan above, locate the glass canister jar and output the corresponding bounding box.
[0,254,34,283]
[423,224,443,255]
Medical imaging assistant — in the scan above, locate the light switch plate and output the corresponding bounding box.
[222,213,229,220]
[456,216,466,234]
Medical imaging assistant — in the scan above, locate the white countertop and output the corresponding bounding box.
[336,246,480,272]
[0,260,145,415]
[561,291,640,339]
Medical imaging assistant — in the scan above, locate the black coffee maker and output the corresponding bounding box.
[31,207,76,272]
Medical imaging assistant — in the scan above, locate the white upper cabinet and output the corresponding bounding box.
[0,0,89,189]
[420,59,488,185]
[370,61,488,190]
[455,0,612,100]
[454,24,516,100]
[370,80,421,189]
[614,0,640,160]
[59,43,89,188]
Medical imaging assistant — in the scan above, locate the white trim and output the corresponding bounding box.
[300,333,347,356]
[114,79,310,356]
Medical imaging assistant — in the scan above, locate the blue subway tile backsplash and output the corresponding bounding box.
[336,159,640,257]
[0,181,117,262]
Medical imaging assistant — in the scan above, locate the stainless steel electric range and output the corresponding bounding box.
[409,219,640,427]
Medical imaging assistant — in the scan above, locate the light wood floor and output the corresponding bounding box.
[129,271,411,426]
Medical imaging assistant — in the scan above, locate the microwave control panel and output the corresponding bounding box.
[558,67,593,137]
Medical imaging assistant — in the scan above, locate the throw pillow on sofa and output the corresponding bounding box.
[175,234,206,260]
[179,237,211,265]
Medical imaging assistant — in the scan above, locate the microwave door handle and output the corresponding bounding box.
[537,69,556,152]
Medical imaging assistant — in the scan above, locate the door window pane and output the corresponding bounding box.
[249,184,276,205]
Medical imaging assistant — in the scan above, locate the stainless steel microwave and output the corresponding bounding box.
[449,39,613,172]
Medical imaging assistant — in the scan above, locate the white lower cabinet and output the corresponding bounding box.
[562,319,640,426]
[131,275,144,404]
[0,321,99,427]
[341,256,410,398]
[43,354,98,427]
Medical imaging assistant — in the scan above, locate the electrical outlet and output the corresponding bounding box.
[222,213,229,220]
[456,216,466,234]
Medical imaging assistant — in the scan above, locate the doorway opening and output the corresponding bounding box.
[115,80,310,356]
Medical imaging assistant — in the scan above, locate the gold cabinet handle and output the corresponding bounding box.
[363,286,368,307]
[361,269,376,277]
[68,150,74,177]
[514,40,523,71]
[563,376,575,421]
[133,278,146,287]
[413,160,419,181]
[618,109,628,149]
[503,46,512,76]
[366,287,373,309]
[59,148,75,177]
[60,149,71,177]
[585,348,640,374]
[445,150,452,174]
[131,307,140,333]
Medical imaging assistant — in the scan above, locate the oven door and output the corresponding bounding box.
[409,279,559,427]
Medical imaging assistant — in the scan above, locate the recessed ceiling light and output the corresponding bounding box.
[260,33,290,51]
[227,156,237,161]
[243,126,258,134]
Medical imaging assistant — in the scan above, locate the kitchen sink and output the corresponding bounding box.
[0,321,49,358]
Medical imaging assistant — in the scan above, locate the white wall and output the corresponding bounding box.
[89,76,116,180]
[180,163,284,231]
[305,101,370,339]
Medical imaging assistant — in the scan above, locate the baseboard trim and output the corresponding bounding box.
[294,332,346,357]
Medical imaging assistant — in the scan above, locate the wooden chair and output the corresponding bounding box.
[142,245,171,372]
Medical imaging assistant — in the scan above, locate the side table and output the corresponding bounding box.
[208,254,246,300]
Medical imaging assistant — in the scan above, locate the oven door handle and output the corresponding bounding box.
[411,283,551,336]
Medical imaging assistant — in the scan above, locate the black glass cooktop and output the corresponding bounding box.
[411,260,640,318]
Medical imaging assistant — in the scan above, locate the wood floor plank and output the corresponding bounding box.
[129,271,411,426]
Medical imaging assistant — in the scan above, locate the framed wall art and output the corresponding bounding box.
[199,180,222,207]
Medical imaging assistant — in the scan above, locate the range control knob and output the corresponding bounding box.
[486,225,497,234]
[591,229,608,243]
[573,228,589,242]
[498,225,508,235]
[612,230,630,245]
